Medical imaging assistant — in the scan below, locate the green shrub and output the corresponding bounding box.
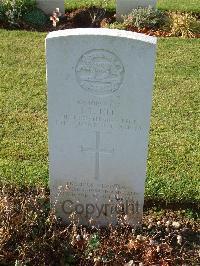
[0,4,6,21]
[123,6,169,30]
[0,0,36,25]
[23,8,48,26]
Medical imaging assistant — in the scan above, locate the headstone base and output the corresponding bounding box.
[37,0,65,15]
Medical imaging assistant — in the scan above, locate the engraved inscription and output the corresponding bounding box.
[53,181,142,225]
[81,131,114,180]
[75,49,125,96]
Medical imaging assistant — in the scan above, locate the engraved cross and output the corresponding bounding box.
[81,131,114,180]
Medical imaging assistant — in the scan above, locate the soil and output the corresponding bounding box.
[1,7,200,38]
[0,185,200,265]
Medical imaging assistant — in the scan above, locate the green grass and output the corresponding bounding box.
[146,38,200,203]
[65,0,115,11]
[64,0,200,13]
[0,31,48,186]
[0,30,200,204]
[157,0,200,13]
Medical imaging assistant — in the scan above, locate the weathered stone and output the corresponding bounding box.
[37,0,64,15]
[46,28,157,226]
[116,0,157,20]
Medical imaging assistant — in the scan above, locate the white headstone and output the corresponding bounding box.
[46,28,157,226]
[37,0,65,15]
[117,0,157,20]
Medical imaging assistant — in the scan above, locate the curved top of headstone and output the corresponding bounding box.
[46,28,156,45]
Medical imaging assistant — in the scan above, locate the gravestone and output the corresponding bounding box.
[116,0,157,20]
[46,28,157,226]
[37,0,65,15]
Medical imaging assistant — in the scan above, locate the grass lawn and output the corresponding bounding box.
[0,30,200,204]
[157,0,200,13]
[64,0,200,13]
[65,0,115,11]
[147,38,200,203]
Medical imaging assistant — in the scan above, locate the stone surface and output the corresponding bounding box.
[116,0,157,20]
[37,0,65,15]
[46,28,157,226]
